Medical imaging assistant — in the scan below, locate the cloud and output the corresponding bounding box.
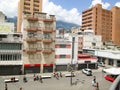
[91,0,110,9]
[43,0,81,25]
[115,2,120,7]
[0,0,19,17]
[0,0,81,25]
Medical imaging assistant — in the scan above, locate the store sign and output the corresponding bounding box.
[0,23,14,33]
[85,61,91,64]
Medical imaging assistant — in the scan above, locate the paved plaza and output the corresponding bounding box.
[0,69,112,90]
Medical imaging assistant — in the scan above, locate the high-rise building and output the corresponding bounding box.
[81,4,120,45]
[17,0,42,32]
[111,6,120,46]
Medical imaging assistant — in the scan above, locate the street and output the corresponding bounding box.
[0,69,112,90]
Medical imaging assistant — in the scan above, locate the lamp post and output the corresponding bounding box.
[70,36,75,86]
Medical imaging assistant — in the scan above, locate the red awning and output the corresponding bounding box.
[24,64,41,67]
[78,54,90,58]
[43,64,53,66]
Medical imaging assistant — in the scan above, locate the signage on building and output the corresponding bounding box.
[85,61,91,64]
[0,23,14,33]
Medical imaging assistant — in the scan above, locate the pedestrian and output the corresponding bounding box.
[39,75,43,83]
[94,82,99,90]
[20,87,22,90]
[33,74,36,81]
[96,82,99,90]
[5,83,7,90]
[92,76,96,86]
[60,72,62,77]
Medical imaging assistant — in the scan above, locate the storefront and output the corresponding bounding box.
[0,65,22,75]
[55,64,67,71]
[43,64,53,73]
[24,64,40,74]
[77,54,98,70]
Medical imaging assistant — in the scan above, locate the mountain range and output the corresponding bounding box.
[7,17,79,30]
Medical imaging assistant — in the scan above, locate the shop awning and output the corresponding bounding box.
[24,64,41,67]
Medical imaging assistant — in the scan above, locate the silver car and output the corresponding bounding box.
[82,68,92,76]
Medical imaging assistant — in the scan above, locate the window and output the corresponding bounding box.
[92,43,96,46]
[60,45,66,48]
[60,55,66,58]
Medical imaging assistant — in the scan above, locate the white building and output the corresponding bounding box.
[77,29,103,52]
[95,50,120,67]
[0,33,22,75]
[0,12,22,75]
[83,30,102,49]
[55,33,78,71]
[0,11,6,23]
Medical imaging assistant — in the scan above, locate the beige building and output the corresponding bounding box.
[81,4,120,45]
[17,0,42,32]
[17,0,56,73]
[22,12,56,73]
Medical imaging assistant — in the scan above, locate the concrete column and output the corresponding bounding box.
[41,64,43,73]
[105,58,108,65]
[100,57,103,62]
[113,60,117,67]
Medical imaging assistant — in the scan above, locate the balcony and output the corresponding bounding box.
[23,10,30,13]
[42,18,55,22]
[36,48,42,52]
[24,27,37,32]
[42,29,55,33]
[34,3,39,7]
[42,38,53,43]
[25,38,37,43]
[24,15,38,21]
[24,48,37,53]
[42,48,53,54]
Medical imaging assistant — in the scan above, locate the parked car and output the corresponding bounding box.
[104,74,117,82]
[82,68,92,76]
[98,62,105,67]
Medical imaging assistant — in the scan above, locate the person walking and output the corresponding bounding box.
[94,82,99,90]
[92,76,96,86]
[5,83,8,90]
[20,87,22,90]
[39,75,43,83]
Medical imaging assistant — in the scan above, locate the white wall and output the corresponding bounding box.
[95,50,120,60]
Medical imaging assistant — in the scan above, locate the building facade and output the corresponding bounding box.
[77,30,102,52]
[0,12,22,75]
[95,50,120,67]
[17,0,43,32]
[81,4,120,45]
[55,33,98,71]
[55,38,72,71]
[0,11,6,22]
[22,12,56,74]
[111,6,120,46]
[0,33,22,75]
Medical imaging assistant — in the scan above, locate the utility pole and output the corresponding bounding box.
[70,36,75,86]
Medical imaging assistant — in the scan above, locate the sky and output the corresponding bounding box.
[0,0,120,25]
